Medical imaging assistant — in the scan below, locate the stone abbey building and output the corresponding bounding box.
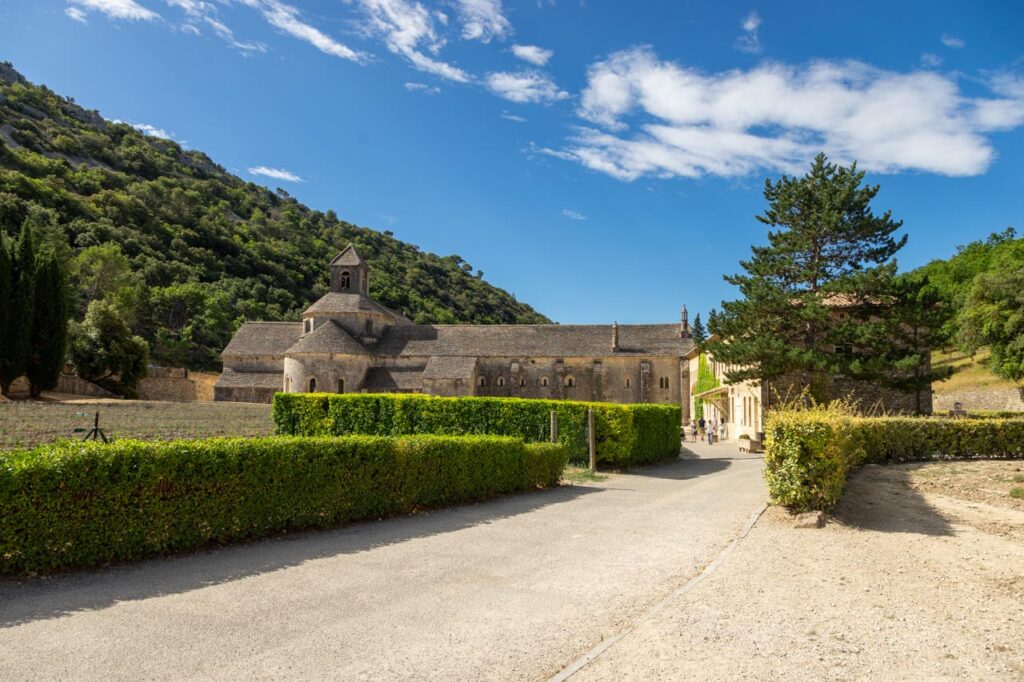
[216,245,697,406]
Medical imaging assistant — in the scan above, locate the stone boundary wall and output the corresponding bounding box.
[136,369,218,402]
[8,375,116,398]
[933,387,1024,412]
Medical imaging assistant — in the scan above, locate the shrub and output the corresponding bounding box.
[0,435,568,575]
[273,393,681,468]
[765,406,1024,512]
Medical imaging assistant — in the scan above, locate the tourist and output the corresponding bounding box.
[707,418,715,445]
[698,416,706,437]
[690,419,698,443]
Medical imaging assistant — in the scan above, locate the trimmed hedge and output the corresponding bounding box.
[0,435,568,575]
[765,408,1024,512]
[273,393,681,467]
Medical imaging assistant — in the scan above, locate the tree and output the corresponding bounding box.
[69,300,149,397]
[690,313,707,347]
[26,254,70,398]
[706,153,909,403]
[0,222,37,394]
[0,232,12,395]
[958,266,1024,384]
[71,242,134,311]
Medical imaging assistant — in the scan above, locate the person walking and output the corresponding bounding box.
[707,418,715,445]
[689,419,698,443]
[698,416,706,439]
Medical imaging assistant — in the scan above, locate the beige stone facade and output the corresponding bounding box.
[216,245,696,410]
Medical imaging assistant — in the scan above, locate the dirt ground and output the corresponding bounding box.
[574,461,1024,680]
[0,399,274,449]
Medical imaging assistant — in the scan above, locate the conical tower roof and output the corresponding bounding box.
[330,243,364,267]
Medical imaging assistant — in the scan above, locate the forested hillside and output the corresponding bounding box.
[0,63,549,370]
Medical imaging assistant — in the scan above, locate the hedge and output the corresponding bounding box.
[273,393,681,467]
[0,435,568,575]
[765,408,1024,512]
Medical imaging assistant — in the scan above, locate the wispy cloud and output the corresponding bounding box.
[248,165,303,182]
[113,119,178,141]
[357,0,471,82]
[561,209,587,220]
[734,11,762,54]
[486,70,568,103]
[166,0,266,53]
[405,81,441,94]
[554,46,1024,181]
[240,0,368,62]
[65,6,88,22]
[920,53,942,69]
[456,0,510,42]
[67,0,159,21]
[941,34,965,48]
[511,44,553,66]
[501,111,526,122]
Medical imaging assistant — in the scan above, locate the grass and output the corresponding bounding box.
[563,466,609,483]
[0,400,275,450]
[932,348,1020,394]
[1010,487,1024,500]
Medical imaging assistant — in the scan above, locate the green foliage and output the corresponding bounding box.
[691,353,719,422]
[0,435,568,574]
[68,299,149,396]
[273,393,681,468]
[0,231,12,392]
[707,153,915,404]
[690,313,706,347]
[26,253,70,397]
[0,65,550,370]
[958,266,1024,384]
[764,404,1024,511]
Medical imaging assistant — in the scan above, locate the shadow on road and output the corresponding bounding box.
[0,484,599,629]
[627,454,733,480]
[832,464,955,537]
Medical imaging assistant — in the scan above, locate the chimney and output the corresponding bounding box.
[680,305,690,338]
[611,321,620,352]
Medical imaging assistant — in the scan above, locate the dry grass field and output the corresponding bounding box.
[0,400,275,450]
[932,348,1019,394]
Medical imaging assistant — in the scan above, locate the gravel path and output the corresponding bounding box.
[0,444,765,680]
[573,463,1024,680]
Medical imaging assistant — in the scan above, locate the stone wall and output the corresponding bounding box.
[933,387,1024,412]
[137,368,219,402]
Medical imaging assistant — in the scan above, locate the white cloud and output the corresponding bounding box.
[559,47,1024,181]
[941,34,965,48]
[248,166,303,182]
[486,69,569,103]
[166,0,266,52]
[501,111,526,122]
[113,119,178,140]
[456,0,510,42]
[67,0,159,21]
[735,11,761,54]
[562,209,587,220]
[240,0,367,62]
[920,53,942,69]
[405,81,441,94]
[65,6,88,22]
[357,0,471,82]
[512,44,553,66]
[204,15,266,53]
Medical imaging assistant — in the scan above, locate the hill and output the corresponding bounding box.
[0,62,549,370]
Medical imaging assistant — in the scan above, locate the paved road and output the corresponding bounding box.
[0,444,764,681]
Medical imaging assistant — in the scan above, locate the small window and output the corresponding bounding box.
[497,377,505,387]
[304,319,312,334]
[564,376,575,388]
[478,376,486,387]
[519,378,526,387]
[337,378,345,394]
[541,377,549,387]
[659,377,669,389]
[340,271,351,289]
[626,378,631,388]
[308,378,316,393]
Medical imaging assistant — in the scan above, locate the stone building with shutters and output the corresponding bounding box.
[216,244,697,411]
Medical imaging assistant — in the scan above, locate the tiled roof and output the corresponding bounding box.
[221,321,301,357]
[374,324,693,358]
[286,320,368,355]
[215,370,283,389]
[303,292,412,322]
[361,367,424,392]
[330,244,364,267]
[422,355,478,379]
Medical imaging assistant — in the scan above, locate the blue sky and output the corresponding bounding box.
[2,1,1023,324]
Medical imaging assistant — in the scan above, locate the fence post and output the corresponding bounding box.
[588,408,596,472]
[550,410,558,444]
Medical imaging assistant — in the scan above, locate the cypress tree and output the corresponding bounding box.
[691,313,707,347]
[27,254,70,399]
[0,233,12,395]
[8,222,37,394]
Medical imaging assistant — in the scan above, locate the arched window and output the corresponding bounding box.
[519,378,526,387]
[478,376,486,387]
[541,377,549,387]
[564,376,575,388]
[497,377,505,387]
[337,378,345,394]
[308,377,316,393]
[340,271,351,289]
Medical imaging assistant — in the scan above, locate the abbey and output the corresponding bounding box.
[215,245,697,408]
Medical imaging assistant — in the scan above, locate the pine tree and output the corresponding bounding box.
[691,313,707,347]
[26,254,70,398]
[0,233,13,395]
[705,153,909,403]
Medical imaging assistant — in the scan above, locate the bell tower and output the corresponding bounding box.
[329,244,370,294]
